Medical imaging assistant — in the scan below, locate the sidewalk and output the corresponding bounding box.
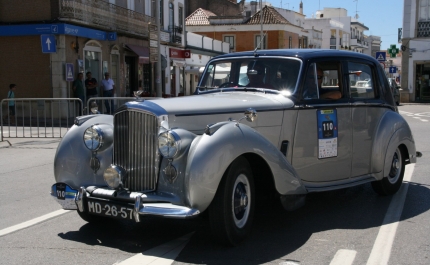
[0,138,61,149]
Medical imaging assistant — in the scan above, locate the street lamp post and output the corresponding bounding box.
[156,0,162,97]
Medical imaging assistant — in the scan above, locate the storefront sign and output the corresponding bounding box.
[169,48,191,59]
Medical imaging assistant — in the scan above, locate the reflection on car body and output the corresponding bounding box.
[51,49,421,246]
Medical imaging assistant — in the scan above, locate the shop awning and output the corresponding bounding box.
[125,44,149,64]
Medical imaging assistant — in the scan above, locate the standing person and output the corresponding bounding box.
[85,71,98,100]
[4,84,16,125]
[100,72,115,114]
[72,72,85,115]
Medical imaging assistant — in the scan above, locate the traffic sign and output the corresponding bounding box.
[107,32,117,41]
[65,63,74,81]
[389,66,397,74]
[376,51,386,62]
[41,34,56,53]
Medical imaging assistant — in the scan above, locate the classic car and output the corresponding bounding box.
[51,49,421,246]
[387,77,400,105]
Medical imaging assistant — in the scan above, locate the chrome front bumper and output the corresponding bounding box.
[51,184,200,221]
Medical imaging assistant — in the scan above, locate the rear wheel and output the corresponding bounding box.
[371,147,405,195]
[209,157,255,246]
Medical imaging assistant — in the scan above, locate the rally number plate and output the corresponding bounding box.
[86,199,134,220]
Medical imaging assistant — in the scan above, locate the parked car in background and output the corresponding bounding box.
[51,50,420,246]
[388,77,400,105]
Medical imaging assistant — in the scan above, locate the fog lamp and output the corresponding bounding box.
[103,166,126,189]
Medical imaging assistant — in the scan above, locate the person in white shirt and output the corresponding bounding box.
[100,72,115,114]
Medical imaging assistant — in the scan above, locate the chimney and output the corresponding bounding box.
[250,1,257,16]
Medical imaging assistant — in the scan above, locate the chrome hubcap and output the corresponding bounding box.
[232,174,250,228]
[388,148,402,184]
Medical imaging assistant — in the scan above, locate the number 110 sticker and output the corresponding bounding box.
[317,109,338,158]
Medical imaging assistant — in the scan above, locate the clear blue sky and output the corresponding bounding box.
[265,0,402,49]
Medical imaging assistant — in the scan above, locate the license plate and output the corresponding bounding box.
[86,199,134,220]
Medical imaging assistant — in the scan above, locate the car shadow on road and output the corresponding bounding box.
[58,216,202,253]
[56,182,430,264]
[174,181,430,264]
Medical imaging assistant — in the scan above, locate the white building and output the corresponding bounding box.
[401,0,430,102]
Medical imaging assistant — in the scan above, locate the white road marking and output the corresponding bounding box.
[330,249,357,265]
[114,232,194,265]
[366,164,415,265]
[0,209,70,237]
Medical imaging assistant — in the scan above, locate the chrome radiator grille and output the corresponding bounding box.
[113,109,159,191]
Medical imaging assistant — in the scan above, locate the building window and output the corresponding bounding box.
[169,2,174,30]
[289,36,292,48]
[224,36,235,51]
[178,6,183,29]
[420,0,430,21]
[255,35,267,49]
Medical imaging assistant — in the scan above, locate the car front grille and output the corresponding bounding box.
[113,109,159,192]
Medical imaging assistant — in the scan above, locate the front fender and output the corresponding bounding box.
[372,111,416,179]
[184,122,307,212]
[54,115,114,189]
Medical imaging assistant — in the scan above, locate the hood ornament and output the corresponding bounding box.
[134,90,144,100]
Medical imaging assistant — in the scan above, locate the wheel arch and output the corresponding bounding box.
[184,122,306,213]
[371,111,416,177]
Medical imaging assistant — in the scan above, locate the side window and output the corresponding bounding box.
[201,63,232,87]
[302,62,343,100]
[348,62,375,99]
[303,63,319,99]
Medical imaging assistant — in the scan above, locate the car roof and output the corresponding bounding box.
[213,49,379,64]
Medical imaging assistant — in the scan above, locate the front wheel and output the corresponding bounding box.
[209,157,255,246]
[371,147,405,195]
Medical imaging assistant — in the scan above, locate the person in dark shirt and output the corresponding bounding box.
[85,71,98,100]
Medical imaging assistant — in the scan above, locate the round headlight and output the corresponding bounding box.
[103,166,126,189]
[83,125,102,151]
[90,101,99,114]
[158,131,180,158]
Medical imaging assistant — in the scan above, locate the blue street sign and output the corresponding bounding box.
[376,51,386,62]
[41,35,57,53]
[65,63,74,81]
[389,66,397,74]
[108,32,117,41]
[0,23,111,41]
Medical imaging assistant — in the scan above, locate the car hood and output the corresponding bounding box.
[125,92,294,133]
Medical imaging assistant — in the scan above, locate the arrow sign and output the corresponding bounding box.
[41,35,57,53]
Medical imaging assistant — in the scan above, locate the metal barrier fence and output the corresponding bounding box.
[1,97,153,141]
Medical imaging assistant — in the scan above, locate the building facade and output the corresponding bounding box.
[401,0,430,102]
[0,0,228,107]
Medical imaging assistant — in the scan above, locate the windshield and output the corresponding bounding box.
[198,58,301,94]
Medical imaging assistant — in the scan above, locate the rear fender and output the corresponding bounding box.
[184,121,306,212]
[372,111,416,180]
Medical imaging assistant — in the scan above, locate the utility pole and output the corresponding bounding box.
[260,0,263,49]
[156,0,162,97]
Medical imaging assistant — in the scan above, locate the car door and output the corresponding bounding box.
[348,61,390,177]
[292,61,352,183]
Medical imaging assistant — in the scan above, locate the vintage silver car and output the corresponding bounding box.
[51,49,421,246]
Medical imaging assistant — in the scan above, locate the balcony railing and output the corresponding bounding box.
[417,21,430,37]
[168,25,183,44]
[59,0,155,38]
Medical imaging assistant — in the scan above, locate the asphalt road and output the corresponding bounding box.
[0,104,429,265]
